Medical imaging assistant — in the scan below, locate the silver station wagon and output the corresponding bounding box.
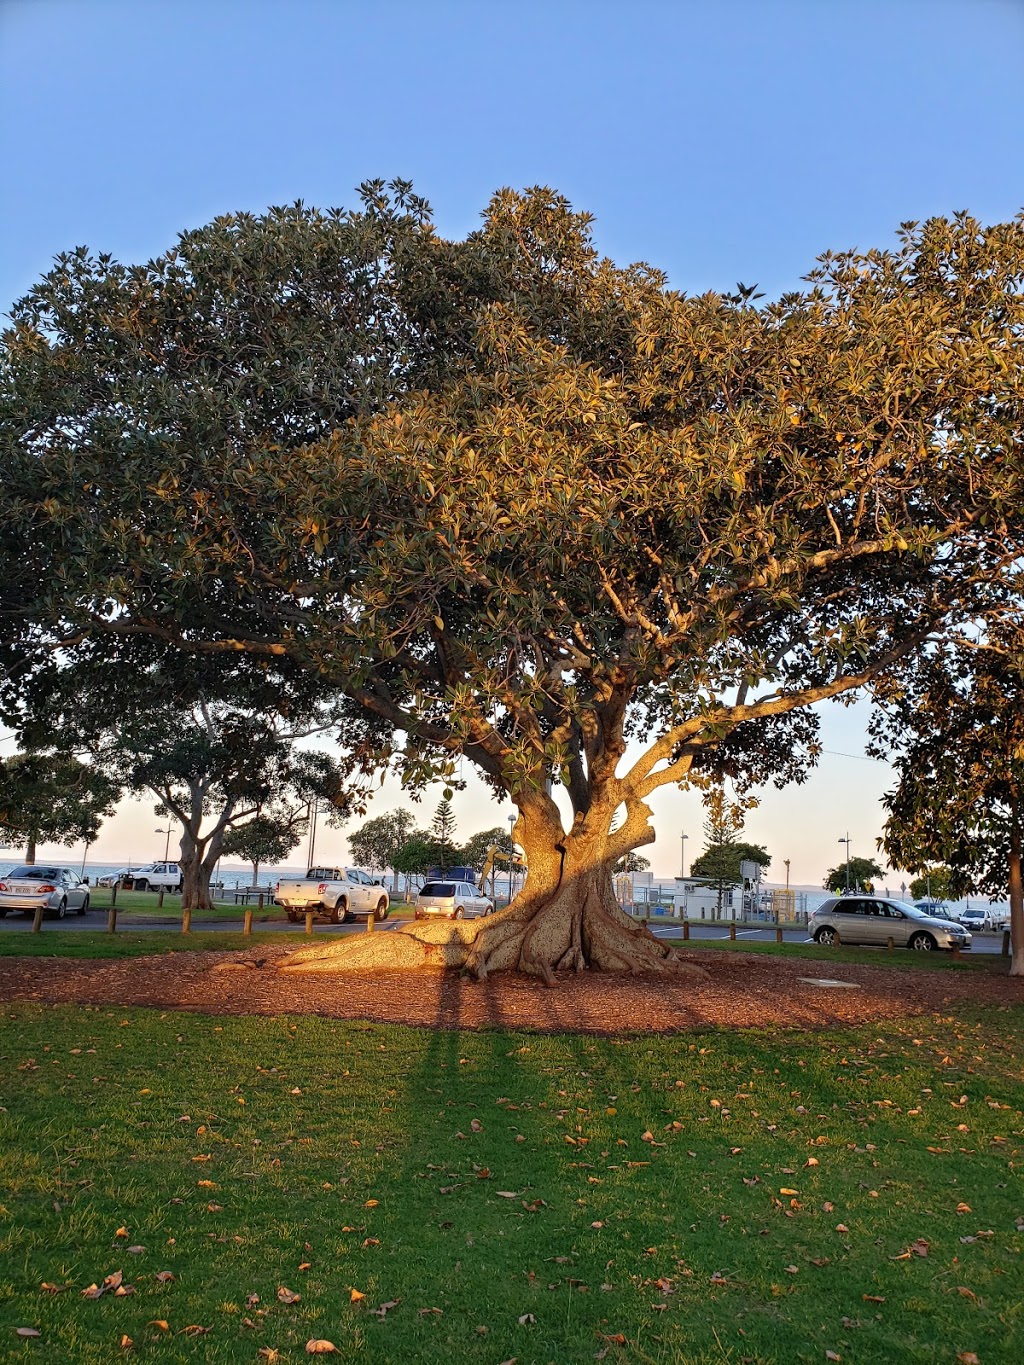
[415,880,494,920]
[809,896,971,952]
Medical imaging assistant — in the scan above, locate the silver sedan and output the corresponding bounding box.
[0,865,91,919]
[809,896,970,952]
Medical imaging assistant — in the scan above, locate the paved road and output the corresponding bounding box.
[0,912,1006,955]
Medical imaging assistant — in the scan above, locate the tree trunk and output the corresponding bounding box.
[276,797,706,982]
[179,830,223,911]
[1008,813,1024,977]
[24,833,37,865]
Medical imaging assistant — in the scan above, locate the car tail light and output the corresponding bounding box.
[0,882,7,892]
[38,884,56,893]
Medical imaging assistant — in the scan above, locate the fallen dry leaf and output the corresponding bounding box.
[518,1312,537,1324]
[154,1271,175,1284]
[350,1288,366,1303]
[369,1300,401,1319]
[179,1325,211,1336]
[862,1294,886,1304]
[258,1350,280,1362]
[418,1306,443,1317]
[126,1246,145,1255]
[119,1335,133,1350]
[956,1355,981,1365]
[15,1328,41,1338]
[148,1320,170,1332]
[305,1341,337,1354]
[40,1282,72,1294]
[277,1287,301,1305]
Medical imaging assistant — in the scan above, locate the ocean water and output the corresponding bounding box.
[0,858,312,889]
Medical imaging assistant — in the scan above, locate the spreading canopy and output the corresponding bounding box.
[3,184,1023,977]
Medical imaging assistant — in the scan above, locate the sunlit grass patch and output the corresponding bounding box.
[1,1003,1022,1361]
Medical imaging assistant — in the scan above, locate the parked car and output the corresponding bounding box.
[957,908,989,932]
[100,862,182,892]
[808,896,971,952]
[0,865,91,918]
[415,880,494,920]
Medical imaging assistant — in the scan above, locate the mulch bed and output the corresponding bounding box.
[1,943,1022,1034]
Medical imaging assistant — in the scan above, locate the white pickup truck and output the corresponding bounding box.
[273,866,390,924]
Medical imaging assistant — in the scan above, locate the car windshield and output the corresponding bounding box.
[421,883,455,897]
[6,866,62,879]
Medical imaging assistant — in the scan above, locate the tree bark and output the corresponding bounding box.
[24,834,36,865]
[1008,811,1024,977]
[276,794,706,982]
[179,829,224,911]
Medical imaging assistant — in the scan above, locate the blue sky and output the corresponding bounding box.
[2,0,1022,880]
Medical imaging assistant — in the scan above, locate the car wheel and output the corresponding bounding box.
[814,926,837,946]
[483,904,494,916]
[374,898,388,922]
[0,908,7,918]
[286,911,300,923]
[330,900,348,924]
[454,906,464,920]
[134,879,149,892]
[53,898,67,920]
[414,909,423,920]
[78,895,89,916]
[909,931,936,951]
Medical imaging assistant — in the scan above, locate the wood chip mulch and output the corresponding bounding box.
[1,944,1021,1035]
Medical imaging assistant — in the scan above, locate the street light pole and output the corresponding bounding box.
[838,833,851,892]
[784,858,791,891]
[679,832,688,879]
[156,826,172,861]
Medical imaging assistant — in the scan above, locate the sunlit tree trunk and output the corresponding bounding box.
[24,833,37,865]
[1008,808,1024,977]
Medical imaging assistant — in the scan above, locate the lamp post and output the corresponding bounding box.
[838,833,851,892]
[155,826,173,862]
[784,858,791,891]
[679,831,688,879]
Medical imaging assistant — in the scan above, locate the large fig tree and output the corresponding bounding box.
[2,184,1023,979]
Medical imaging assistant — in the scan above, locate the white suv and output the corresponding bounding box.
[110,862,182,892]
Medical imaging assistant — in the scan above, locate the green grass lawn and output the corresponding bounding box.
[63,889,417,922]
[1,999,1022,1362]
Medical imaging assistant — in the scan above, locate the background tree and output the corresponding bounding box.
[3,187,1024,979]
[908,867,954,902]
[869,624,1024,974]
[0,752,118,863]
[430,797,459,876]
[391,834,438,900]
[8,656,357,908]
[823,856,884,895]
[460,826,514,875]
[614,852,651,874]
[347,810,415,877]
[688,788,769,918]
[219,812,305,889]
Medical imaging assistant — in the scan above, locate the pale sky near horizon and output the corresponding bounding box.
[2,0,1022,883]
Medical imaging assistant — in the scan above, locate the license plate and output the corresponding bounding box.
[13,884,40,895]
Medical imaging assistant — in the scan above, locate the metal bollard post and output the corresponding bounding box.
[729,922,736,941]
[243,908,253,936]
[682,921,690,941]
[182,908,192,935]
[305,911,314,936]
[1002,929,1011,957]
[107,906,117,934]
[157,887,165,908]
[776,926,783,943]
[32,905,44,933]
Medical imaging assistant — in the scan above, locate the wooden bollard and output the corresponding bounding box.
[1002,929,1011,957]
[32,905,44,933]
[157,887,165,908]
[886,935,895,952]
[729,922,737,941]
[243,908,253,935]
[182,908,192,935]
[258,892,265,910]
[110,883,118,906]
[366,913,374,933]
[305,911,314,936]
[682,921,690,940]
[107,906,117,934]
[776,926,783,943]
